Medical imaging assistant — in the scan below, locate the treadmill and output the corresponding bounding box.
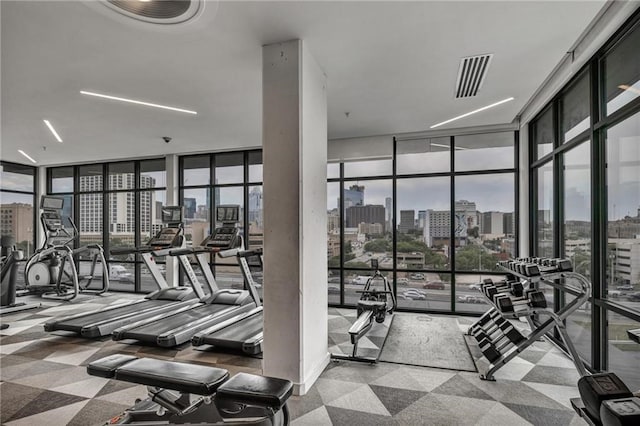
[44,206,205,338]
[191,248,264,354]
[111,205,258,347]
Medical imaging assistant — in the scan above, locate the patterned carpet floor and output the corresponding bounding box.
[0,294,587,425]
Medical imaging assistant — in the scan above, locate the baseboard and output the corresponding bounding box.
[293,351,330,395]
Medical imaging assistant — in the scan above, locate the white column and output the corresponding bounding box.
[165,154,179,286]
[36,165,47,248]
[262,39,329,395]
[518,125,529,257]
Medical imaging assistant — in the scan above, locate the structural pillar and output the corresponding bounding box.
[165,154,179,286]
[262,39,329,395]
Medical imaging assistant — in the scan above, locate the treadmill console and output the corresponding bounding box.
[147,206,185,248]
[203,205,241,249]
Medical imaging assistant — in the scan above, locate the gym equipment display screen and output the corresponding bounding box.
[162,207,184,223]
[41,196,64,210]
[216,205,239,222]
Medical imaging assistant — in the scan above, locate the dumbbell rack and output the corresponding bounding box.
[467,258,591,381]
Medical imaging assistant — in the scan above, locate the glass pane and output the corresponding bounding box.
[0,191,35,257]
[606,112,640,309]
[454,273,496,313]
[563,141,591,279]
[561,72,590,142]
[565,292,591,365]
[533,107,554,160]
[396,272,451,311]
[214,186,244,265]
[1,163,35,192]
[78,193,103,259]
[344,269,392,308]
[343,180,391,267]
[396,177,450,271]
[455,174,516,270]
[607,313,640,390]
[140,159,166,189]
[50,166,74,193]
[604,22,640,116]
[248,151,263,183]
[248,186,263,249]
[78,261,106,291]
[141,262,161,293]
[396,137,450,174]
[344,158,392,178]
[214,265,244,290]
[537,162,554,258]
[183,188,210,245]
[327,163,340,179]
[139,190,167,245]
[108,162,135,190]
[182,155,210,186]
[78,164,103,192]
[215,153,244,184]
[327,182,340,269]
[108,261,136,291]
[108,191,136,260]
[455,132,514,171]
[328,269,340,304]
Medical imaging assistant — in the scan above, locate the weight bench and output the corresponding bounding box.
[87,355,293,423]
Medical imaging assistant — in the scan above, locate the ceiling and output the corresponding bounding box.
[1,1,606,166]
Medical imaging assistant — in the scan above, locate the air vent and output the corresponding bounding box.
[454,54,493,98]
[104,0,203,24]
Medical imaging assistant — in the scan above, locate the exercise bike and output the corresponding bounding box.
[87,354,293,425]
[332,258,397,362]
[23,195,109,301]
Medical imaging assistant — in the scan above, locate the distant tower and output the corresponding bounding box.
[344,185,364,209]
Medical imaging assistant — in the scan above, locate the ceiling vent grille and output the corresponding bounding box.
[455,54,493,98]
[104,0,202,24]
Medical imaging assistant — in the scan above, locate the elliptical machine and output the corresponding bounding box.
[332,258,396,362]
[1,235,39,316]
[23,195,109,301]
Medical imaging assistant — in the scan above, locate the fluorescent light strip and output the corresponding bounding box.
[43,119,63,143]
[80,90,197,115]
[619,84,640,96]
[430,97,514,129]
[430,143,467,151]
[18,150,37,164]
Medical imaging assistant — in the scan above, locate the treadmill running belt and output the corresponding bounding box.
[207,312,263,347]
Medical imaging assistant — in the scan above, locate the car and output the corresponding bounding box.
[328,285,340,294]
[402,289,426,300]
[410,273,425,280]
[328,276,341,283]
[457,295,484,304]
[468,283,482,291]
[628,292,640,302]
[396,277,409,286]
[351,276,370,285]
[423,281,445,290]
[616,284,634,291]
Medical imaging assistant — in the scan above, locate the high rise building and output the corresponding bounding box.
[481,211,504,235]
[358,222,383,235]
[184,198,197,219]
[248,186,263,227]
[423,209,450,246]
[503,212,515,236]
[344,185,364,209]
[327,209,340,232]
[345,205,384,228]
[399,210,415,234]
[0,203,33,244]
[418,210,427,230]
[385,197,392,231]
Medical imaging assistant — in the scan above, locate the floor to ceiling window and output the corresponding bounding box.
[327,129,518,314]
[179,150,262,295]
[0,161,37,287]
[529,10,640,388]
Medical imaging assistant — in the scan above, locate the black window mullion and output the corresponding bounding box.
[134,160,141,292]
[339,162,345,306]
[449,135,456,312]
[391,137,398,301]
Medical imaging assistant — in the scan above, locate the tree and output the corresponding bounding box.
[455,244,499,271]
[364,239,391,253]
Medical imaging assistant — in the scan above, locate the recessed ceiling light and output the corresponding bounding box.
[18,150,37,164]
[80,90,197,115]
[430,97,514,129]
[43,119,63,143]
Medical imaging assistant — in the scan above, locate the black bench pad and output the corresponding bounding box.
[87,354,139,379]
[115,358,229,395]
[216,372,293,410]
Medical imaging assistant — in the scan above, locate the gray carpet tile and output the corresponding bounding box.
[325,406,396,426]
[431,374,496,401]
[503,402,576,426]
[0,382,46,423]
[67,399,131,426]
[7,389,88,421]
[369,384,428,415]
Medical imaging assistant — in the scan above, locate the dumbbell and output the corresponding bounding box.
[474,320,525,348]
[494,290,547,313]
[484,280,524,300]
[477,322,525,364]
[469,310,506,337]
